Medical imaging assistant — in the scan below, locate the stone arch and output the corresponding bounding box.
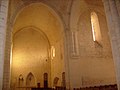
[18,74,24,87]
[13,26,51,46]
[44,73,48,81]
[43,73,48,88]
[26,72,35,87]
[70,0,105,32]
[11,26,51,87]
[76,10,104,40]
[68,0,117,88]
[10,2,67,54]
[10,1,66,31]
[8,1,69,89]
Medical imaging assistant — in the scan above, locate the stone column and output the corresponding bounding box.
[109,0,120,45]
[115,0,120,16]
[102,0,120,89]
[64,28,71,90]
[2,25,12,90]
[0,0,9,90]
[109,0,120,89]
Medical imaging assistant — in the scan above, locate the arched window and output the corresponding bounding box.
[91,12,102,44]
[51,46,55,59]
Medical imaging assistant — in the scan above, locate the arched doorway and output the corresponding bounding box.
[43,73,48,88]
[10,2,66,90]
[26,72,35,90]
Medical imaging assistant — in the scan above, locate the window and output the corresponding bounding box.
[91,12,102,44]
[51,46,55,59]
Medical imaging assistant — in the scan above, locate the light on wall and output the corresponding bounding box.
[91,12,102,43]
[10,44,13,65]
[91,12,97,42]
[91,21,96,41]
[51,46,55,59]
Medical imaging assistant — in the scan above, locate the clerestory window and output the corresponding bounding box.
[91,12,102,44]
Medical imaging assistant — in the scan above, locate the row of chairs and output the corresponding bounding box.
[73,84,117,90]
[31,87,66,90]
[55,86,66,90]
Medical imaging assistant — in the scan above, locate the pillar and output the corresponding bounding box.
[2,24,12,90]
[64,28,71,90]
[102,0,120,89]
[115,0,120,16]
[0,0,9,90]
[109,0,120,45]
[109,0,120,89]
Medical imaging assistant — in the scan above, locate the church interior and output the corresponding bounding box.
[0,0,120,90]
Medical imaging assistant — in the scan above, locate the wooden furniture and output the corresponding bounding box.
[73,84,117,90]
[32,88,53,90]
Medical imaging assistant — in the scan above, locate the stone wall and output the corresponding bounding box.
[10,3,65,88]
[69,0,116,88]
[2,0,118,90]
[11,27,51,87]
[0,0,9,90]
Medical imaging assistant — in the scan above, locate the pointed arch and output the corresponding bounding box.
[44,73,48,88]
[91,11,102,44]
[26,72,35,87]
[9,1,69,89]
[18,74,24,87]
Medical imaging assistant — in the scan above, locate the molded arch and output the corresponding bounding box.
[10,2,65,33]
[13,26,51,46]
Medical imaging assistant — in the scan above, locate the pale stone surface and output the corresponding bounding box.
[115,0,120,16]
[0,0,9,90]
[11,27,51,87]
[69,0,116,88]
[1,0,120,90]
[102,0,120,90]
[10,3,65,89]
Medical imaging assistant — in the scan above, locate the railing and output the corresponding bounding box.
[73,84,117,90]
